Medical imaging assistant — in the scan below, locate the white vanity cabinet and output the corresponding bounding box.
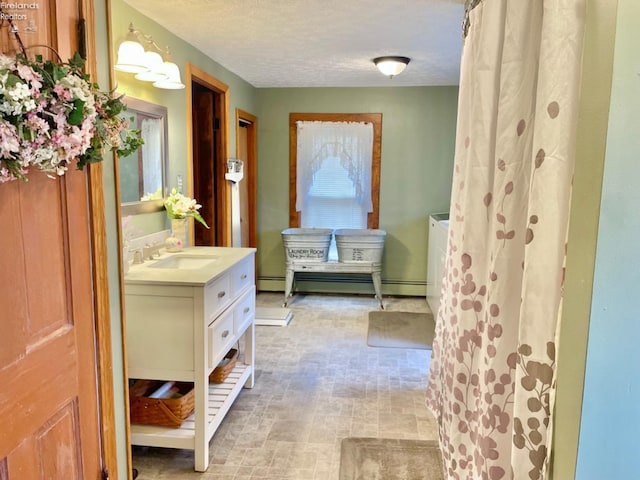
[427,214,449,318]
[124,247,256,472]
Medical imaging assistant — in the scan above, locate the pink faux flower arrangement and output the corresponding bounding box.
[0,52,142,183]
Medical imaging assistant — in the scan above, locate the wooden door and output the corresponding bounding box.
[0,175,102,478]
[189,67,230,247]
[237,122,250,247]
[235,110,258,249]
[192,84,217,246]
[0,3,104,479]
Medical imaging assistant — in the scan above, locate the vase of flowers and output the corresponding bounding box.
[0,51,142,183]
[167,218,188,252]
[163,188,209,251]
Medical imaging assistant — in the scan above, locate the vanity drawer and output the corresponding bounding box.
[207,308,235,370]
[205,272,232,320]
[232,256,254,296]
[234,286,255,335]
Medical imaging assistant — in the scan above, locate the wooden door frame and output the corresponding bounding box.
[186,64,232,246]
[289,113,382,229]
[84,0,120,477]
[235,109,257,248]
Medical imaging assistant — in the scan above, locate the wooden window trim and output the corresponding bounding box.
[289,113,382,228]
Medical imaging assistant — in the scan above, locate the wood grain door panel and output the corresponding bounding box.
[237,124,250,247]
[0,169,101,478]
[21,174,68,335]
[0,3,55,58]
[193,86,216,246]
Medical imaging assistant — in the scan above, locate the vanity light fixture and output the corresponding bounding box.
[115,23,185,90]
[153,49,186,90]
[134,40,166,82]
[114,23,147,73]
[373,56,411,78]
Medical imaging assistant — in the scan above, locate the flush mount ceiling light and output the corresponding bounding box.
[373,56,411,78]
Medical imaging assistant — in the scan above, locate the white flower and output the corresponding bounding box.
[59,74,93,103]
[0,55,15,69]
[163,188,209,228]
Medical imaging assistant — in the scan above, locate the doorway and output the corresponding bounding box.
[188,65,230,246]
[235,109,258,248]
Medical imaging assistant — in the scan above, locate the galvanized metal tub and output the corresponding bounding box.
[334,229,386,263]
[281,228,333,262]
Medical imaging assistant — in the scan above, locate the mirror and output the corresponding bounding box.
[118,96,168,215]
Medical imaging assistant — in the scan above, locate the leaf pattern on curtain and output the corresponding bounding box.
[425,1,586,479]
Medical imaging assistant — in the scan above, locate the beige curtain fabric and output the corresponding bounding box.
[425,1,586,479]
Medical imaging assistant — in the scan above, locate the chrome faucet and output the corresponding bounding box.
[143,243,162,260]
[132,249,144,265]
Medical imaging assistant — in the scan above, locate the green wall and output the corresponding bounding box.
[575,0,640,477]
[553,0,617,478]
[255,87,458,297]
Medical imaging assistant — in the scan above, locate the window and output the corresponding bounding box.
[289,113,382,238]
[303,155,367,229]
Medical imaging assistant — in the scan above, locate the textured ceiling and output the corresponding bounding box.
[122,0,465,88]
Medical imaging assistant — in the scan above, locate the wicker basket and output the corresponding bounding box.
[129,380,195,428]
[209,348,238,383]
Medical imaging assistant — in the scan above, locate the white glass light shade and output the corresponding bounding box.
[153,61,185,89]
[134,49,167,82]
[115,39,147,73]
[373,56,410,78]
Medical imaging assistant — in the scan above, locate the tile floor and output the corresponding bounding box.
[131,292,439,479]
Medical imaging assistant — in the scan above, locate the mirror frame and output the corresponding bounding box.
[118,95,169,216]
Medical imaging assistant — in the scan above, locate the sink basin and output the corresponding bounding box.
[149,254,219,270]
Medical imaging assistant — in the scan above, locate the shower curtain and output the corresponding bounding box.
[425,1,586,479]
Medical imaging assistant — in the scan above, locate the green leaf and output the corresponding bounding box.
[5,73,21,88]
[68,99,85,125]
[69,52,86,71]
[193,212,210,229]
[117,129,144,158]
[52,63,66,82]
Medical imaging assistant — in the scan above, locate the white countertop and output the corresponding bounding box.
[124,246,255,286]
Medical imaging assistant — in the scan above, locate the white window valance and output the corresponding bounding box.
[295,120,374,213]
